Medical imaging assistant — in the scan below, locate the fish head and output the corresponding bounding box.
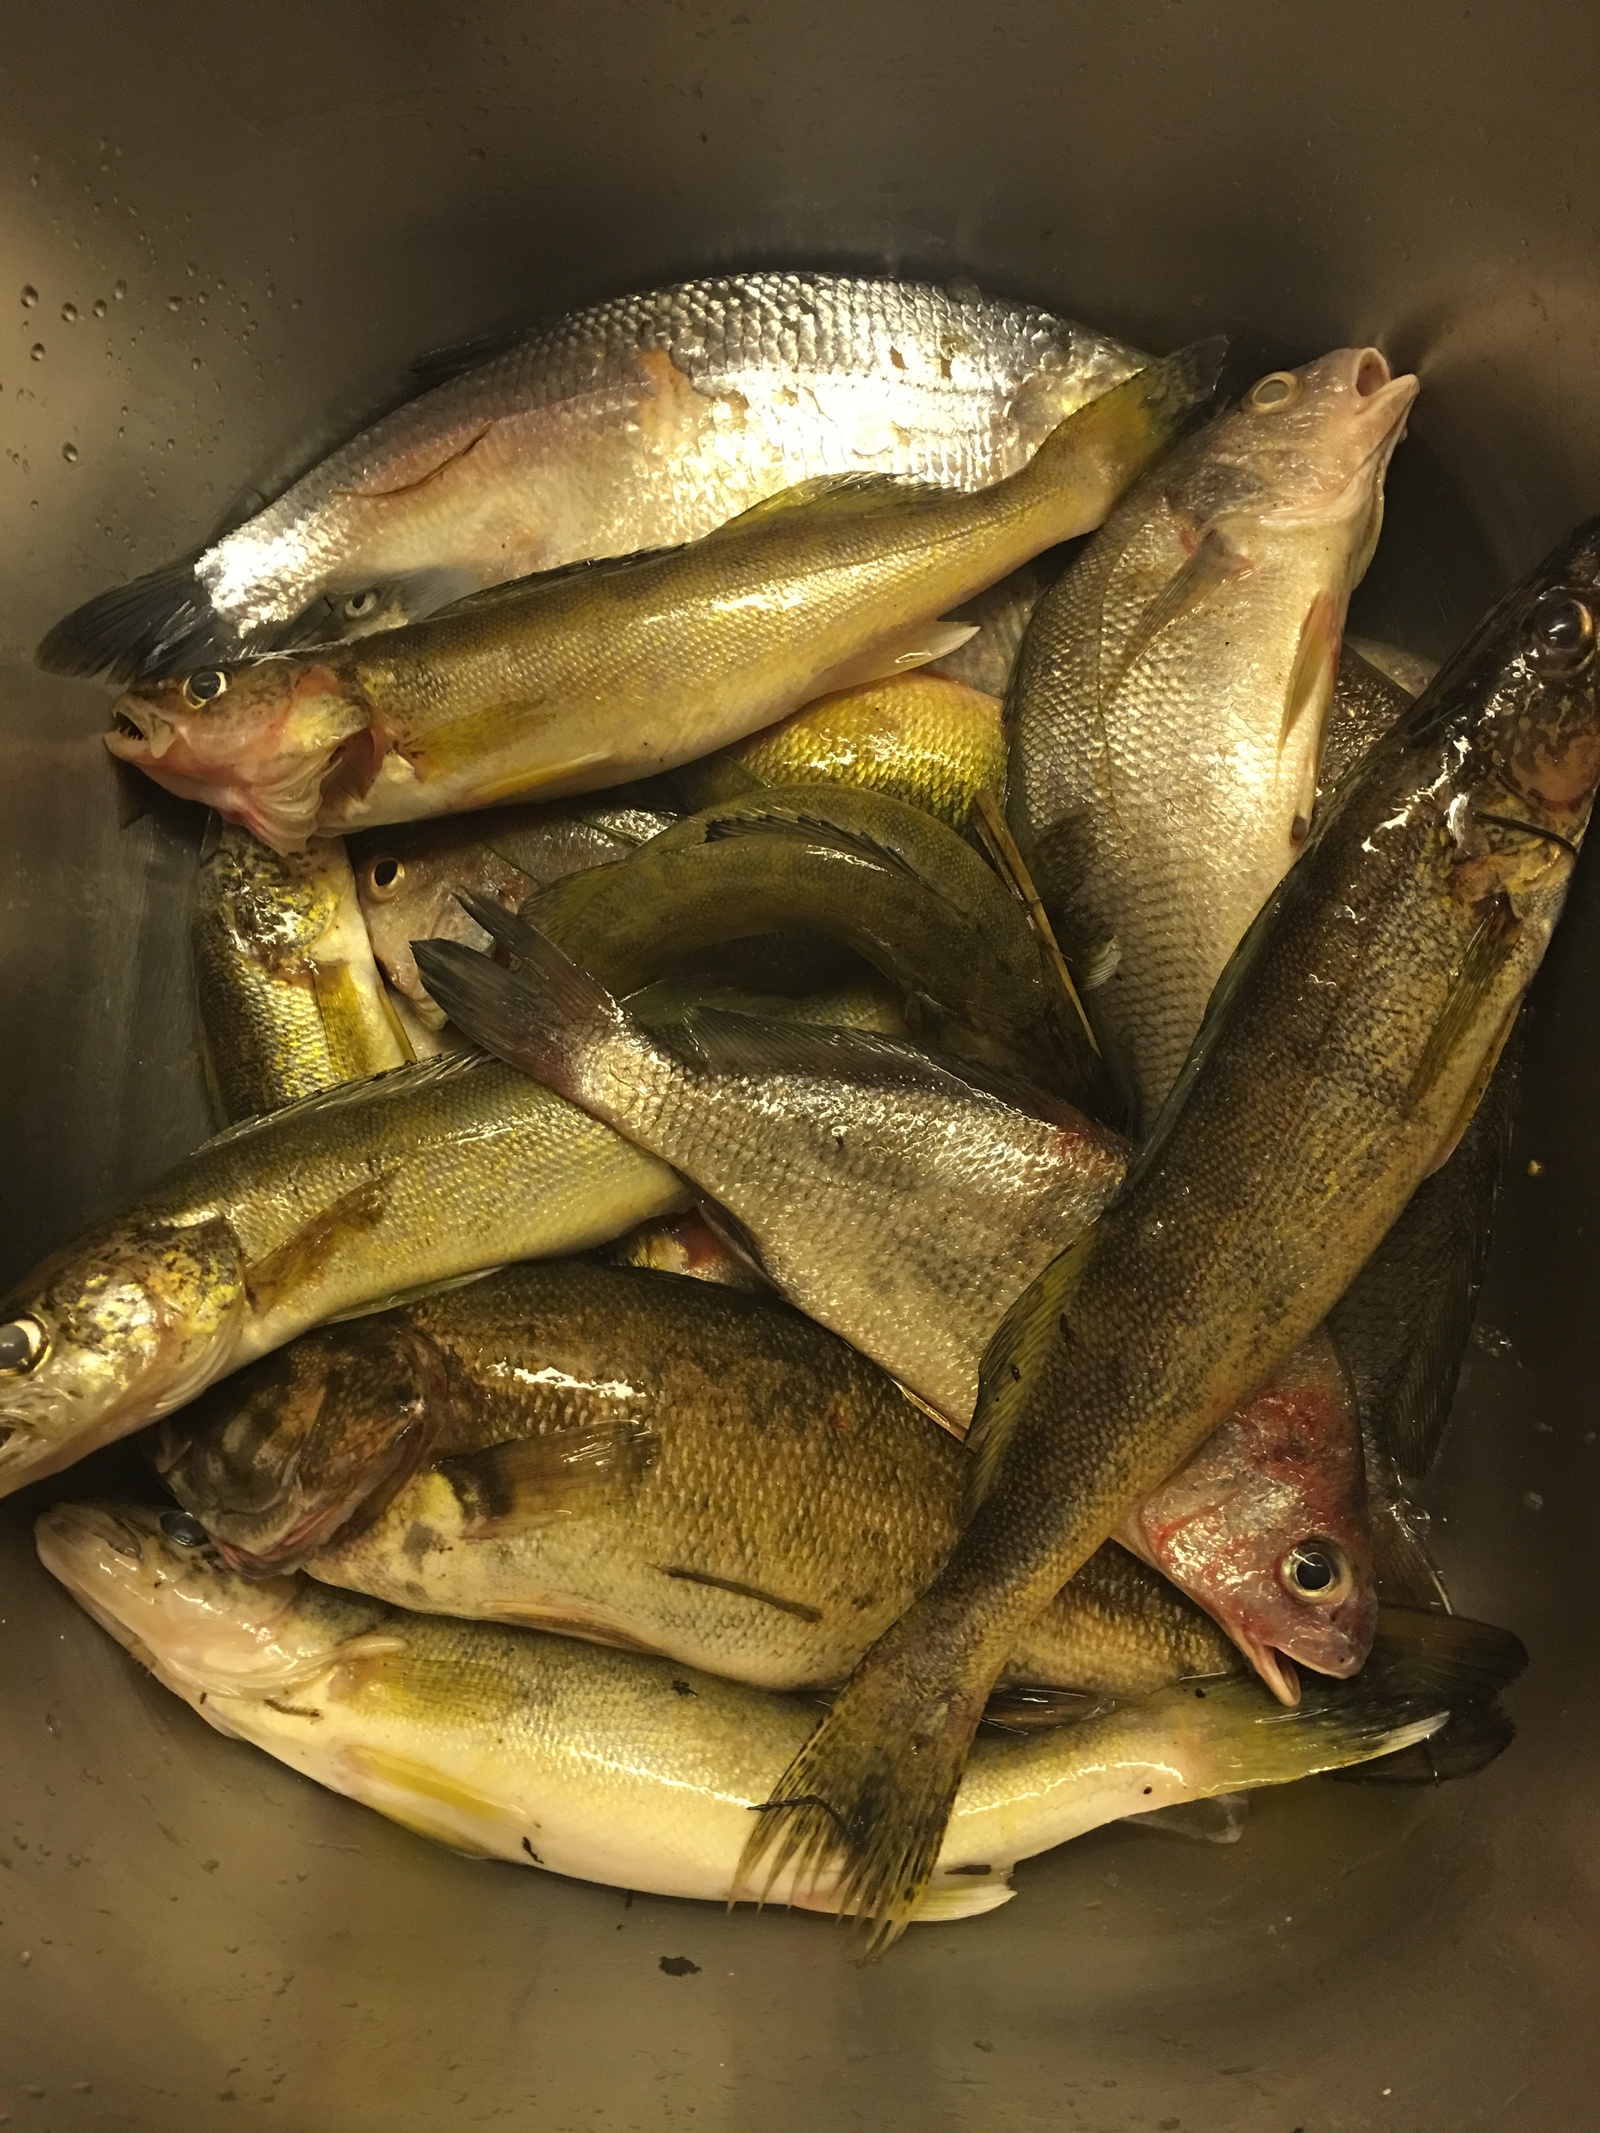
[154,1315,448,1567]
[106,656,375,855]
[353,826,524,1023]
[34,1501,342,1695]
[0,1218,247,1499]
[1464,519,1600,858]
[1124,1335,1376,1706]
[1183,347,1419,573]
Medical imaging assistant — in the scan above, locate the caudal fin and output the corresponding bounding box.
[36,556,239,682]
[1025,336,1227,503]
[736,1616,991,1956]
[412,900,632,1106]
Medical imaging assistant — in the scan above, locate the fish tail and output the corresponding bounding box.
[1020,336,1226,536]
[411,898,633,1103]
[737,1620,994,1954]
[36,555,238,682]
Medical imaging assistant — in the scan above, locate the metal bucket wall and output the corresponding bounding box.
[0,4,1596,2127]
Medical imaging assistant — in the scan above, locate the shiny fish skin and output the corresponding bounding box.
[0,1054,685,1498]
[159,1261,1237,1698]
[674,672,1007,830]
[1317,643,1430,811]
[104,343,1222,854]
[518,784,1098,1098]
[39,1505,1480,1921]
[743,519,1600,1944]
[1009,349,1417,1129]
[416,912,1126,1427]
[195,824,412,1122]
[40,275,1148,682]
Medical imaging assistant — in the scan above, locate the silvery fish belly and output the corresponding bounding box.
[1009,347,1418,1128]
[39,274,1147,681]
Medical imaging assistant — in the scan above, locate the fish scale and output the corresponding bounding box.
[40,274,1147,680]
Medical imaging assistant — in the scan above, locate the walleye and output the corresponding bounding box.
[740,520,1600,1944]
[417,907,1124,1425]
[155,1261,1236,1699]
[40,273,1147,681]
[518,786,1099,1097]
[1008,348,1417,1127]
[195,823,412,1122]
[103,344,1222,854]
[38,1503,1519,1920]
[353,796,676,1027]
[0,1055,685,1497]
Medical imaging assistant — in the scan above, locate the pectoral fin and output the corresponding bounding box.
[1108,527,1245,697]
[1408,895,1523,1111]
[1282,589,1342,750]
[243,1172,396,1315]
[441,1421,660,1536]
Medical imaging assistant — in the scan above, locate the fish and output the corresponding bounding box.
[0,1053,686,1498]
[416,907,1125,1427]
[672,672,1007,829]
[621,973,907,1039]
[38,273,1149,682]
[155,1260,1238,1699]
[1008,348,1418,1129]
[352,796,676,1027]
[194,822,413,1122]
[1317,641,1434,811]
[103,343,1224,855]
[420,906,1379,1688]
[929,553,1066,699]
[737,519,1600,1944]
[516,785,1101,1098]
[1329,1036,1521,1602]
[602,1208,774,1290]
[37,1502,1519,1920]
[1118,1328,1375,1703]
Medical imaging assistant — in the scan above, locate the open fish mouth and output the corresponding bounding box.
[1266,370,1420,533]
[1235,1632,1303,1707]
[105,702,168,760]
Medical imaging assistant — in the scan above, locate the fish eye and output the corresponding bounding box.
[1248,371,1300,411]
[181,668,229,708]
[364,855,405,899]
[0,1315,48,1375]
[1278,1538,1353,1606]
[159,1509,211,1549]
[343,589,380,620]
[1528,594,1596,672]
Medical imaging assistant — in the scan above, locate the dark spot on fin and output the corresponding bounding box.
[443,1422,659,1536]
[1408,891,1523,1108]
[658,1565,824,1623]
[521,1835,544,1864]
[943,1862,992,1876]
[36,553,237,682]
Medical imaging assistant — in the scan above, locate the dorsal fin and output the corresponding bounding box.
[195,1050,486,1153]
[966,1229,1097,1513]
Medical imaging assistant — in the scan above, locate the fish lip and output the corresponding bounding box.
[1236,1632,1302,1706]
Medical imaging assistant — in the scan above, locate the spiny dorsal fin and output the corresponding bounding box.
[196,1049,487,1154]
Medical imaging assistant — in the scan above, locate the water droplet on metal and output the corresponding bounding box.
[29,342,44,361]
[92,298,106,319]
[20,284,37,307]
[113,279,127,300]
[167,296,180,311]
[60,301,77,322]
[61,442,78,463]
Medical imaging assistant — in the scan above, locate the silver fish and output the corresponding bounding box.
[39,273,1147,681]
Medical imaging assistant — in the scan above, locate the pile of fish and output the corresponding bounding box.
[13,268,1595,1948]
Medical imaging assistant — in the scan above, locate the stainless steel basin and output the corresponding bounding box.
[2,4,1597,2125]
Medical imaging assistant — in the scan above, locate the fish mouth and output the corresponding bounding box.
[1235,1632,1302,1707]
[1267,357,1420,532]
[105,700,171,761]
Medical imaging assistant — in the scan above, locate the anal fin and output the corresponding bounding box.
[807,618,979,697]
